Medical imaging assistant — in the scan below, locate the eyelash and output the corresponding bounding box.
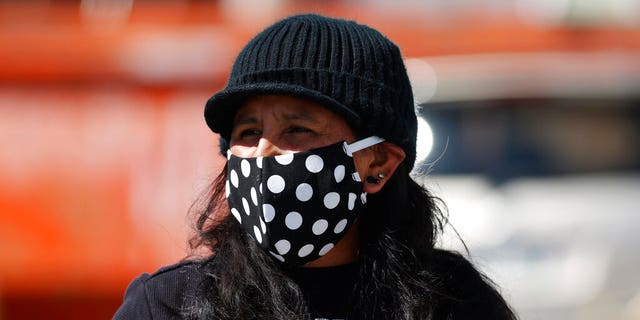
[285,126,312,134]
[236,126,313,139]
[238,129,261,138]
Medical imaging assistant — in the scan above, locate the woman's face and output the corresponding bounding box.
[228,95,399,267]
[229,95,375,193]
[230,95,359,157]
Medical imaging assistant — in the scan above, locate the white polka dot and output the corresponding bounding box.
[242,197,250,215]
[323,192,340,209]
[334,165,345,183]
[318,243,334,256]
[312,219,328,235]
[250,187,258,206]
[285,212,303,230]
[352,172,362,182]
[274,239,291,255]
[226,151,231,160]
[348,193,357,210]
[360,192,367,204]
[269,251,285,262]
[230,208,241,223]
[253,226,262,244]
[298,244,314,257]
[305,155,324,173]
[275,153,294,165]
[295,183,313,202]
[225,180,230,198]
[334,219,348,233]
[230,170,239,188]
[241,159,251,177]
[259,183,263,194]
[256,156,263,168]
[259,218,266,234]
[267,175,285,193]
[263,204,275,222]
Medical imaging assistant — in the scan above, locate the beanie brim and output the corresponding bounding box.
[205,82,362,140]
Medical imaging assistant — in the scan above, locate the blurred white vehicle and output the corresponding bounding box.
[408,52,640,320]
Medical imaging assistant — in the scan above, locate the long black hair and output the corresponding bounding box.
[185,161,517,319]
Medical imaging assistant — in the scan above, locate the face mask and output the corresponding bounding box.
[225,136,384,266]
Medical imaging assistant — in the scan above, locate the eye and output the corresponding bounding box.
[236,128,262,139]
[285,126,313,134]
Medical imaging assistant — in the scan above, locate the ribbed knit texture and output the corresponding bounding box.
[205,14,418,168]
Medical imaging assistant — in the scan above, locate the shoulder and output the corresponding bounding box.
[113,260,209,320]
[425,249,517,320]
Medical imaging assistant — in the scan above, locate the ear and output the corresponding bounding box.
[362,142,406,194]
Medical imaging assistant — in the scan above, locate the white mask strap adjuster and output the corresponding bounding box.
[343,136,385,157]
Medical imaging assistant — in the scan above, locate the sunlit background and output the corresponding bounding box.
[1,0,639,319]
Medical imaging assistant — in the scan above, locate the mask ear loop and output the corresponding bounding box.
[343,136,385,156]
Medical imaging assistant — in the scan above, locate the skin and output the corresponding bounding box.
[229,95,405,267]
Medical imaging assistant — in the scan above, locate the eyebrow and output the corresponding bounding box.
[233,115,257,126]
[281,112,320,123]
[233,110,321,126]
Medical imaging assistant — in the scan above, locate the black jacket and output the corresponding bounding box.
[113,250,516,320]
[114,261,205,320]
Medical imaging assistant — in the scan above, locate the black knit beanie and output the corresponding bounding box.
[204,14,418,168]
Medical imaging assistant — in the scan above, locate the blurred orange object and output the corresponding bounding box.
[1,1,639,319]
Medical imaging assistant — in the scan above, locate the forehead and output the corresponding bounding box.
[233,95,347,124]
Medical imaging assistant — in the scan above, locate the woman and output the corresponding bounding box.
[114,14,517,320]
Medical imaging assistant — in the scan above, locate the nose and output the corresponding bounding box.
[255,137,283,157]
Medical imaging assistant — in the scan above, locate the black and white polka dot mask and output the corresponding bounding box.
[225,136,384,266]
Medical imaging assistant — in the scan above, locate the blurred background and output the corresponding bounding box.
[1,0,638,319]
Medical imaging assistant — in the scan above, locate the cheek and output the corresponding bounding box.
[229,145,255,158]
